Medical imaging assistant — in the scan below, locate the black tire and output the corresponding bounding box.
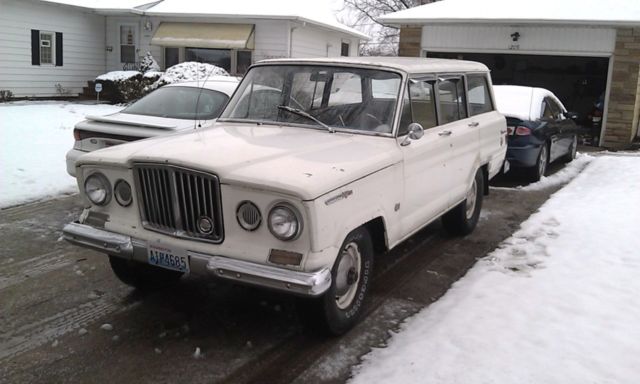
[527,143,549,182]
[562,135,578,163]
[297,227,374,336]
[108,255,183,290]
[442,168,484,236]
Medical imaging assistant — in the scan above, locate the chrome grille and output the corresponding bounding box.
[135,164,224,243]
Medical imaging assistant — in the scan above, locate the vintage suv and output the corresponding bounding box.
[63,57,507,335]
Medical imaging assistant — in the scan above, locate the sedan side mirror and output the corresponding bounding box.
[401,123,424,146]
[565,111,580,121]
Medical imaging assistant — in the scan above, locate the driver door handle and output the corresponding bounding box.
[438,130,452,137]
[468,121,479,127]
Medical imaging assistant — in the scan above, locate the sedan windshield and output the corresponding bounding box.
[122,86,229,120]
[220,65,402,134]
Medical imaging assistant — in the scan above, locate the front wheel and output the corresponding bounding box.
[297,227,374,335]
[108,256,183,290]
[442,168,484,236]
[562,135,578,163]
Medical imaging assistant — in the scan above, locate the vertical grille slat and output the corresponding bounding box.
[134,164,223,243]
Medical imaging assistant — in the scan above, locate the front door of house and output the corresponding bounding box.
[119,24,138,69]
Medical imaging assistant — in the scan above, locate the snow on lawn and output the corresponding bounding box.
[0,102,123,208]
[351,154,640,384]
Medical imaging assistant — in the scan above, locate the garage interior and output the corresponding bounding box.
[427,52,609,125]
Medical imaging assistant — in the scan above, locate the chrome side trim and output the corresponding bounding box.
[62,222,134,259]
[202,254,332,297]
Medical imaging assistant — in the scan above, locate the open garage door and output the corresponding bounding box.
[427,52,609,120]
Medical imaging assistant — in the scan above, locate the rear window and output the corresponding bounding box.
[122,86,229,120]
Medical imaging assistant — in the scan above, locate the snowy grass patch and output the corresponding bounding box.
[0,102,123,208]
[350,155,640,384]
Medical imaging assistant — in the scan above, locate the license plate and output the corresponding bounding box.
[148,244,189,273]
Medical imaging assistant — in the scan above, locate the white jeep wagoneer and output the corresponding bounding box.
[63,57,507,335]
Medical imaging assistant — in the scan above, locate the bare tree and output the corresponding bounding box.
[341,0,436,56]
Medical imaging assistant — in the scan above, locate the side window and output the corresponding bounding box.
[541,100,555,120]
[467,74,494,116]
[438,77,467,125]
[398,86,412,136]
[409,79,437,129]
[547,98,563,120]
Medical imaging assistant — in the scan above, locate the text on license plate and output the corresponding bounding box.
[148,246,189,273]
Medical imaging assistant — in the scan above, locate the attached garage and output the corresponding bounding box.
[381,0,640,149]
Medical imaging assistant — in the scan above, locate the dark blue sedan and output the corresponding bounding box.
[494,85,579,182]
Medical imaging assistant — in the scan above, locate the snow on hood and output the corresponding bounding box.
[77,123,401,200]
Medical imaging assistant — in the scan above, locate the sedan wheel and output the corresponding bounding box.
[563,135,578,163]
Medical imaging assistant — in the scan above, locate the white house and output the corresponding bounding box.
[0,0,368,99]
[380,0,640,148]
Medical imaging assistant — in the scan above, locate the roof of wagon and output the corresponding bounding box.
[256,57,489,74]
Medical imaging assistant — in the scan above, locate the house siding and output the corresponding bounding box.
[291,24,358,58]
[104,17,359,72]
[0,0,106,98]
[421,25,616,55]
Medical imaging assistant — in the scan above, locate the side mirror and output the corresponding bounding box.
[401,123,424,146]
[565,111,580,121]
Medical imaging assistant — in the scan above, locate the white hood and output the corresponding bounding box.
[77,123,402,200]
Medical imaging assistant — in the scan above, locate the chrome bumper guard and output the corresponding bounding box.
[203,254,332,297]
[62,222,332,297]
[63,222,136,258]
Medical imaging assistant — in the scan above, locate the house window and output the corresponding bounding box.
[40,32,54,64]
[164,47,180,69]
[32,29,62,66]
[341,42,350,57]
[236,50,252,75]
[120,25,136,63]
[185,48,231,72]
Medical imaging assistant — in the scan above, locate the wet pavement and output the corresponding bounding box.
[0,161,582,384]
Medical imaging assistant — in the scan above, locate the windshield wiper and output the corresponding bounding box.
[277,105,335,133]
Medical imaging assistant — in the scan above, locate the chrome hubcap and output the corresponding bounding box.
[335,242,361,309]
[465,178,477,220]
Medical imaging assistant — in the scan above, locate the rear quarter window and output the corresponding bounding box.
[467,74,494,116]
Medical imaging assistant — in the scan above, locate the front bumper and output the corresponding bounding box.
[62,222,331,297]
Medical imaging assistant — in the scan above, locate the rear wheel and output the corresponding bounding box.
[297,227,373,335]
[527,143,548,182]
[562,135,578,163]
[108,256,183,290]
[442,168,484,236]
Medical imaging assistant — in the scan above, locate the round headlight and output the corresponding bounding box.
[84,173,111,206]
[237,201,261,231]
[268,204,302,241]
[114,180,132,207]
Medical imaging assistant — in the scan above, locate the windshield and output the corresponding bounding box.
[122,86,229,120]
[220,65,402,134]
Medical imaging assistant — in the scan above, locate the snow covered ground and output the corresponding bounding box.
[351,154,640,384]
[0,102,123,208]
